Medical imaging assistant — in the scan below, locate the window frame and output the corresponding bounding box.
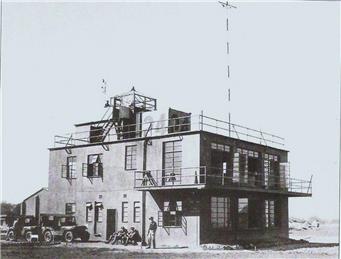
[238,198,249,229]
[162,200,183,227]
[122,202,128,223]
[84,154,103,178]
[95,202,103,223]
[125,145,137,171]
[86,202,93,223]
[133,201,141,223]
[265,199,276,228]
[65,203,76,215]
[210,196,231,229]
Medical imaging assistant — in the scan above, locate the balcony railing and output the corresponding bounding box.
[134,167,312,196]
[82,163,103,178]
[54,112,285,148]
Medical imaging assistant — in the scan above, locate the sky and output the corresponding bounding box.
[1,1,340,220]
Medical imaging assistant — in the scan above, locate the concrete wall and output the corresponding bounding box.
[47,133,200,246]
[22,189,49,217]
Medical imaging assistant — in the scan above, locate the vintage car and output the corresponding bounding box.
[6,215,40,242]
[40,214,90,243]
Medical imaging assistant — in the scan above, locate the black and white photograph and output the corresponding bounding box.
[1,1,340,258]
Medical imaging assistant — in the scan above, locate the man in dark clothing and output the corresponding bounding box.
[146,216,157,249]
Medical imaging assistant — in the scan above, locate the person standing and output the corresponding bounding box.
[146,216,157,249]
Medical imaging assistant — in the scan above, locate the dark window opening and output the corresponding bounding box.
[163,200,182,227]
[122,202,128,223]
[210,196,231,229]
[238,198,248,229]
[65,203,76,215]
[89,126,104,143]
[168,108,191,133]
[248,199,262,229]
[210,143,231,182]
[83,154,103,178]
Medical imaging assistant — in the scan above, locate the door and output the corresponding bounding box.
[106,209,116,240]
[35,196,40,219]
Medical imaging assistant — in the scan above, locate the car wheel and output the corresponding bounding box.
[43,230,53,244]
[7,230,15,241]
[24,231,32,242]
[81,232,90,242]
[64,231,74,243]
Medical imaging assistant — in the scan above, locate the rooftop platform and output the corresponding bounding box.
[53,112,285,149]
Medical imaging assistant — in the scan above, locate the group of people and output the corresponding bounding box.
[106,216,157,248]
[106,226,140,246]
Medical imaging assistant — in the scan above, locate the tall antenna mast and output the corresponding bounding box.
[219,1,236,137]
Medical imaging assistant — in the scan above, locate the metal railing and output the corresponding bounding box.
[134,166,312,195]
[54,112,285,148]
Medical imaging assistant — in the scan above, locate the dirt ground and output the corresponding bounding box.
[1,240,339,259]
[1,223,339,259]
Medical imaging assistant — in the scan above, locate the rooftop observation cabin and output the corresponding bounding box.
[54,88,312,198]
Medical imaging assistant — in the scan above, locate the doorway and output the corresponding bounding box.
[106,209,116,240]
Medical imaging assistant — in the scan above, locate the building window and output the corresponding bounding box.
[62,156,77,179]
[163,200,182,227]
[83,154,103,178]
[125,145,137,170]
[122,202,128,223]
[86,202,93,222]
[211,143,230,152]
[238,198,248,229]
[133,201,141,223]
[265,200,276,228]
[95,202,103,223]
[264,154,280,188]
[211,197,231,229]
[163,141,182,185]
[65,203,76,215]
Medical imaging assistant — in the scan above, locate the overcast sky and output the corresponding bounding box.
[2,1,340,220]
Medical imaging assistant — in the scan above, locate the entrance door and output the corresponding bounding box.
[35,196,40,219]
[106,209,116,240]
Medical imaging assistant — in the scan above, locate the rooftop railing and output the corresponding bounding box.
[133,166,312,196]
[54,112,285,148]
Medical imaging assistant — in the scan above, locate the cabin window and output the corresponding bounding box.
[122,202,128,223]
[163,200,182,227]
[65,203,76,215]
[211,197,231,229]
[125,145,137,170]
[133,201,141,223]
